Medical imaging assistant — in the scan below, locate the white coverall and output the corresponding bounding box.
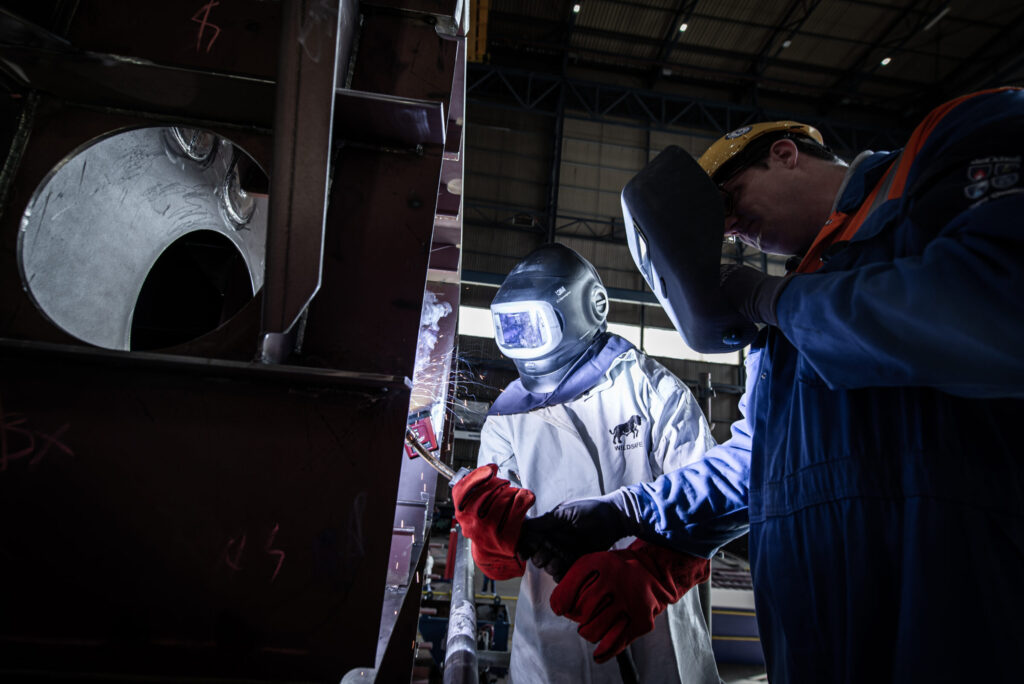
[477,342,721,684]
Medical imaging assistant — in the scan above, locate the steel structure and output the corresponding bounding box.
[0,1,468,682]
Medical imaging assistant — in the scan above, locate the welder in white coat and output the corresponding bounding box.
[451,244,720,684]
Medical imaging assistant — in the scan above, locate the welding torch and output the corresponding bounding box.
[404,428,469,484]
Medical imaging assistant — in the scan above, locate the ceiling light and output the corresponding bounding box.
[880,57,892,66]
[573,4,580,13]
[679,23,688,32]
[782,39,792,48]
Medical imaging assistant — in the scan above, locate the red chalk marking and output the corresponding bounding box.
[191,1,222,53]
[0,399,72,472]
[0,410,34,472]
[264,523,286,583]
[223,533,246,571]
[30,423,73,465]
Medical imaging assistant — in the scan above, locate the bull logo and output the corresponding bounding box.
[609,415,643,444]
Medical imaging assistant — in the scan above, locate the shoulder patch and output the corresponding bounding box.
[964,156,1021,203]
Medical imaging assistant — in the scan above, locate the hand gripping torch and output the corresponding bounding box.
[404,429,640,684]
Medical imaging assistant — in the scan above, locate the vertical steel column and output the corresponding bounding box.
[545,5,578,245]
[696,370,714,632]
[545,84,565,244]
[260,0,344,362]
[443,526,477,683]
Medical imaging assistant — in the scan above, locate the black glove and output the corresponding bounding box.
[719,264,792,327]
[516,489,645,582]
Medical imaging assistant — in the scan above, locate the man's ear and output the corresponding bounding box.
[769,138,799,169]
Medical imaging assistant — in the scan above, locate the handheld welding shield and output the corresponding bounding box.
[621,146,758,353]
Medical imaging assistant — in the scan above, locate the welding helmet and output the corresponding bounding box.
[621,146,758,352]
[698,121,823,183]
[491,244,609,392]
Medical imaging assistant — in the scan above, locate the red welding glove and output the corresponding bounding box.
[452,464,536,580]
[550,539,710,663]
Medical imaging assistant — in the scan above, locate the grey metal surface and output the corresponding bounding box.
[443,528,477,684]
[376,281,461,669]
[334,89,447,146]
[17,126,267,351]
[443,32,466,161]
[0,9,279,129]
[0,337,406,389]
[260,0,352,358]
[362,0,466,37]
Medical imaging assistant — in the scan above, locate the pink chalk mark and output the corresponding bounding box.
[30,423,73,466]
[0,406,35,472]
[191,1,222,53]
[223,533,247,571]
[264,523,286,583]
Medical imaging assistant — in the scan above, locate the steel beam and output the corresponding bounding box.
[260,0,349,361]
[468,63,908,155]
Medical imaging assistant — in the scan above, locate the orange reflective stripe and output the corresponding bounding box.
[796,213,847,274]
[795,87,1021,275]
[889,86,1018,198]
[796,163,893,273]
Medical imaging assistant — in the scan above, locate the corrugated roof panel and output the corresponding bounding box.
[658,52,754,90]
[571,0,675,65]
[573,33,660,64]
[755,68,844,106]
[491,0,564,23]
[800,1,892,68]
[671,1,774,76]
[575,0,676,39]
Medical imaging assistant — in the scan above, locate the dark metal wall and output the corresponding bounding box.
[0,1,467,681]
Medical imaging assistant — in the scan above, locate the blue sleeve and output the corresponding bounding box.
[778,105,1024,398]
[622,350,757,558]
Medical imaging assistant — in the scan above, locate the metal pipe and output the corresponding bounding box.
[443,526,477,683]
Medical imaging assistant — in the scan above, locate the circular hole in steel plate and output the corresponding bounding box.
[18,126,268,351]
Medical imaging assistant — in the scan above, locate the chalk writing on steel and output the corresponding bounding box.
[220,524,286,582]
[222,532,247,572]
[191,1,222,54]
[0,399,73,473]
[264,523,286,582]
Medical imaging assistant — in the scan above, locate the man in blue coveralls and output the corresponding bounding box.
[519,88,1024,682]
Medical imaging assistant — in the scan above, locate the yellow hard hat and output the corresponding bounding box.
[697,121,824,183]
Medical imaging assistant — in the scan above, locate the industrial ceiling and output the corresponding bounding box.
[481,0,1024,120]
[459,0,1024,295]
